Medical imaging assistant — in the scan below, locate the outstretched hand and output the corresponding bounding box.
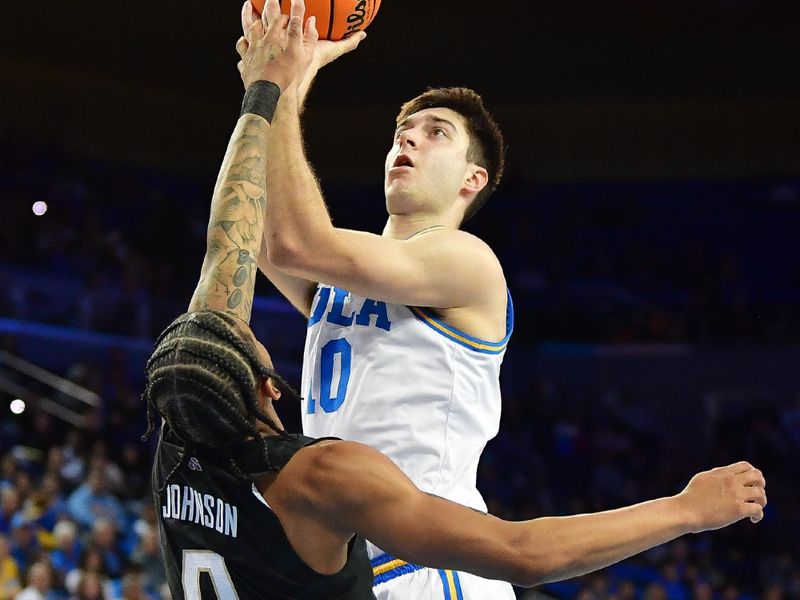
[236,0,366,101]
[236,0,316,92]
[676,461,767,533]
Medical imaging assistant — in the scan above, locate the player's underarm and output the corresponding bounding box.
[189,116,269,323]
[424,493,489,517]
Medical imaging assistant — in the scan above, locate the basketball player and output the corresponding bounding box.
[237,0,515,596]
[149,7,767,598]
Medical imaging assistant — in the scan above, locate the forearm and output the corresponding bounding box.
[263,89,334,264]
[516,496,692,585]
[189,114,269,323]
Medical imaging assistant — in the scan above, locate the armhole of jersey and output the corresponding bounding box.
[251,484,273,510]
[407,290,514,354]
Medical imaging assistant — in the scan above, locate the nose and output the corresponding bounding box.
[397,128,417,149]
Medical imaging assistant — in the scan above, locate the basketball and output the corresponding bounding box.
[250,0,381,41]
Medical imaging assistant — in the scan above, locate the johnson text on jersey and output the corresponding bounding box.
[161,484,238,538]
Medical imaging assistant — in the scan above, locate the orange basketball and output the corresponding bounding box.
[250,0,381,41]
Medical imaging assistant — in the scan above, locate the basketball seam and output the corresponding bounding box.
[327,0,335,39]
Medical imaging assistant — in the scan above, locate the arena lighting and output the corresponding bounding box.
[32,201,48,216]
[9,398,25,414]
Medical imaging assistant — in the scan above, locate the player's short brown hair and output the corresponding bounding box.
[397,87,505,222]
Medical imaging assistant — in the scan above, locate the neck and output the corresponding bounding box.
[383,210,463,240]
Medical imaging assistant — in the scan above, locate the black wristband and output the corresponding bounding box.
[241,80,281,124]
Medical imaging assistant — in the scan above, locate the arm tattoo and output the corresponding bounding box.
[189,116,269,322]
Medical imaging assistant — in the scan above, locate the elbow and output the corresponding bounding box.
[266,231,310,271]
[509,538,575,588]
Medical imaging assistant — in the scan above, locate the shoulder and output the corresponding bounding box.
[411,229,505,281]
[270,440,393,514]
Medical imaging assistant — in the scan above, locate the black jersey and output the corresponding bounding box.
[154,429,376,600]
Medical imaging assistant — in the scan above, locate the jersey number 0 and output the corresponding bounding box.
[182,550,238,600]
[307,338,352,414]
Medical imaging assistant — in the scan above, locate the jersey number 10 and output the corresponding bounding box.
[307,338,352,414]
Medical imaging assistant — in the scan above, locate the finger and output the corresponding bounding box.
[265,13,290,38]
[736,468,766,489]
[730,461,755,474]
[746,503,764,523]
[246,18,265,43]
[336,30,367,55]
[236,36,249,58]
[285,0,305,51]
[264,0,282,27]
[745,489,767,507]
[304,16,319,45]
[241,1,257,33]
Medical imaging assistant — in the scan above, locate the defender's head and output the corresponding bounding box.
[143,311,293,458]
[385,87,505,223]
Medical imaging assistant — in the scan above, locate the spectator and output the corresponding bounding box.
[68,573,105,600]
[84,445,123,498]
[0,491,21,536]
[25,476,66,536]
[48,523,81,580]
[119,572,151,600]
[64,548,112,600]
[0,535,21,600]
[128,531,164,594]
[8,517,40,574]
[87,522,123,581]
[66,472,125,533]
[14,562,54,600]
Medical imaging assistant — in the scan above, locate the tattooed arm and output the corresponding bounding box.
[187,1,310,323]
[188,115,269,323]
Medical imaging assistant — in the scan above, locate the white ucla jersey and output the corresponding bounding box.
[300,279,514,517]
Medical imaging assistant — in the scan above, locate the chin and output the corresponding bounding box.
[385,184,419,215]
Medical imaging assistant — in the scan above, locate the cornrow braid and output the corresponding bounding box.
[143,311,295,488]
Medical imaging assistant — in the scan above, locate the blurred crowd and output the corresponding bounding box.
[0,412,161,600]
[2,134,800,600]
[1,136,799,344]
[480,380,800,600]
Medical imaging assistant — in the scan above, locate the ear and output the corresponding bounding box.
[462,164,489,197]
[263,377,282,401]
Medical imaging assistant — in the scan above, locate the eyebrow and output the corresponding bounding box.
[395,115,459,135]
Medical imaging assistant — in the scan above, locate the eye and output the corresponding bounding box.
[432,127,448,137]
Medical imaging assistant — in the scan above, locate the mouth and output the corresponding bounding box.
[392,154,415,169]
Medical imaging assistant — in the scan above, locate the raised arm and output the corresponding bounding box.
[289,441,766,587]
[237,0,366,317]
[260,87,504,308]
[240,3,502,309]
[188,1,310,321]
[187,115,269,322]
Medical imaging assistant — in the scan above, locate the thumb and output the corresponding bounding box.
[338,31,367,55]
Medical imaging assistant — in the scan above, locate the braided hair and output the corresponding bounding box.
[142,311,295,490]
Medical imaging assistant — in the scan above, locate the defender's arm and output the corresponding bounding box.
[188,115,269,323]
[292,442,766,587]
[190,1,312,321]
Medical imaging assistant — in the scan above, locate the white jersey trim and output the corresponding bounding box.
[407,290,514,354]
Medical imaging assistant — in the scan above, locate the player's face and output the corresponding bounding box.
[229,319,285,431]
[384,108,476,215]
